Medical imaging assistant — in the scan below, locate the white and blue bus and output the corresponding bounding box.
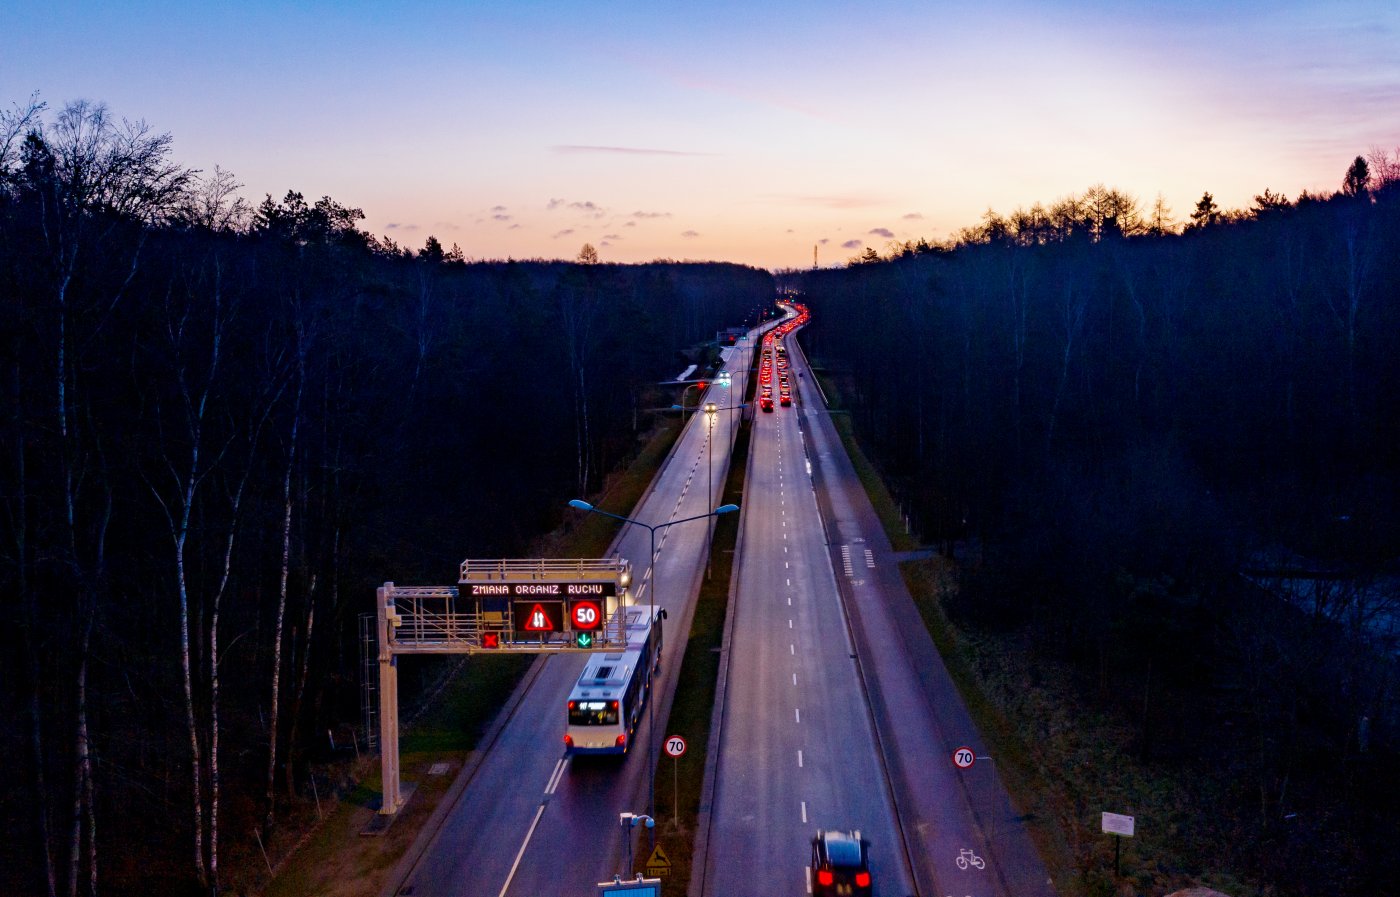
[564,606,665,756]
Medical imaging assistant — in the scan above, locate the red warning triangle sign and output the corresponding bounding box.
[524,603,555,631]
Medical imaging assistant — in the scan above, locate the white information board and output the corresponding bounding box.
[1101,812,1135,837]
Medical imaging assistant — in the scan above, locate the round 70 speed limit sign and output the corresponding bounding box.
[952,747,976,768]
[664,735,687,758]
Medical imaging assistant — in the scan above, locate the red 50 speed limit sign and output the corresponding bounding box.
[664,735,687,758]
[952,747,976,768]
[570,600,601,630]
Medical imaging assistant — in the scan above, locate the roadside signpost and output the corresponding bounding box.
[644,844,672,879]
[664,735,687,824]
[1101,812,1135,876]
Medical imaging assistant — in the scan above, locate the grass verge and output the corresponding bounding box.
[807,363,919,553]
[644,417,751,896]
[259,418,685,897]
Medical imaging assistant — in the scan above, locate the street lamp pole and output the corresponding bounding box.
[677,380,707,425]
[704,402,718,578]
[567,499,739,845]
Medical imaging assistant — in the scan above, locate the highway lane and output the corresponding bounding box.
[701,328,915,897]
[385,325,770,897]
[786,330,1057,897]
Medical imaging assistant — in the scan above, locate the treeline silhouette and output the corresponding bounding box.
[798,163,1400,893]
[0,98,772,895]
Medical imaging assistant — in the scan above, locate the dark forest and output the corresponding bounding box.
[0,100,772,895]
[797,172,1400,894]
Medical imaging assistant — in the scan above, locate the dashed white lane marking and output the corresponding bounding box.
[801,801,808,823]
[787,596,792,605]
[797,750,804,768]
[793,673,797,685]
[788,619,793,629]
[786,577,791,586]
[790,644,795,655]
[795,708,801,723]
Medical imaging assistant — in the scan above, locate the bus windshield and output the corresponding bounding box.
[569,700,619,726]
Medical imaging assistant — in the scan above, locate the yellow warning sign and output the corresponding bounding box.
[644,844,671,877]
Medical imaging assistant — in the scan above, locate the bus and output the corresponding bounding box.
[564,606,665,756]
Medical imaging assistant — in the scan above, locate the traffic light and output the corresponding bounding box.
[576,632,595,649]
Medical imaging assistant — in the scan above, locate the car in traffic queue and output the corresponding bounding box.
[810,830,872,897]
[760,395,774,412]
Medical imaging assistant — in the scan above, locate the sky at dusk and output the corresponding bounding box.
[6,0,1399,268]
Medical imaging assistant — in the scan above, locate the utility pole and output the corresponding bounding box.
[813,244,818,269]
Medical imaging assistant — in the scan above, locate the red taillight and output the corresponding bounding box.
[616,733,626,747]
[564,734,573,747]
[817,869,833,886]
[855,871,871,887]
[567,701,575,709]
[609,700,618,709]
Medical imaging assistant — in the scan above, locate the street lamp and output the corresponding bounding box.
[567,498,740,845]
[705,402,718,578]
[718,369,737,447]
[619,812,655,876]
[676,380,708,424]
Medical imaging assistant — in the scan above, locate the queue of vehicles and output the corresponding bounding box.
[758,302,809,412]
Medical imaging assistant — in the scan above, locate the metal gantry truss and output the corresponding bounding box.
[374,557,632,816]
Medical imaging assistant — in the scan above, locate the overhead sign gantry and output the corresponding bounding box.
[374,557,632,816]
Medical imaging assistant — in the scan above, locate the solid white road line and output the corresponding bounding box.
[498,803,547,897]
[544,757,569,795]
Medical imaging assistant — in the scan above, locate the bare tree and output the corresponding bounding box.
[1046,278,1089,453]
[1365,145,1400,191]
[180,166,250,232]
[13,98,191,897]
[266,316,307,833]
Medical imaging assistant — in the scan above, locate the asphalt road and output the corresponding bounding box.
[382,323,772,897]
[774,329,1058,897]
[700,331,916,897]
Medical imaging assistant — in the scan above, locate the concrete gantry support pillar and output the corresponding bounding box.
[377,584,403,815]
